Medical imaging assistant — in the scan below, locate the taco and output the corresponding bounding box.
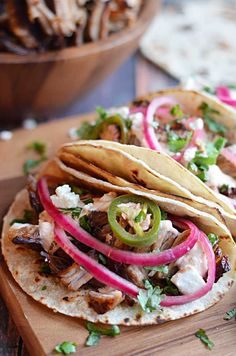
[75,89,236,224]
[2,152,236,325]
[58,140,236,238]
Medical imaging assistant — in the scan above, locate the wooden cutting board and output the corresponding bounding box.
[0,116,236,356]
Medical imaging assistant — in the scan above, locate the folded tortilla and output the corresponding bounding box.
[2,154,235,325]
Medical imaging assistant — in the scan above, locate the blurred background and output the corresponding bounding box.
[1,0,235,132]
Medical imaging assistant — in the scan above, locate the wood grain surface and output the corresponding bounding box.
[0,102,236,356]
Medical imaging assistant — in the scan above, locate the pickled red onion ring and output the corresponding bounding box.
[54,226,139,297]
[216,86,236,107]
[143,97,177,151]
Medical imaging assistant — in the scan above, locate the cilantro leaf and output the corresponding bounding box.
[160,209,167,220]
[10,209,34,226]
[60,207,82,219]
[54,341,77,355]
[203,86,216,95]
[76,122,95,140]
[96,106,108,120]
[23,157,46,175]
[137,280,165,313]
[144,265,169,274]
[199,102,226,134]
[26,141,46,155]
[98,253,107,265]
[170,104,183,119]
[85,332,101,347]
[79,215,92,233]
[41,285,47,291]
[167,131,192,153]
[85,322,120,347]
[208,233,219,246]
[223,308,236,320]
[195,329,214,350]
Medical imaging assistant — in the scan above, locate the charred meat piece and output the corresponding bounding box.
[27,174,44,214]
[59,262,92,291]
[215,255,231,282]
[87,211,112,242]
[11,225,43,251]
[219,185,236,199]
[40,249,73,274]
[88,286,124,314]
[125,265,147,288]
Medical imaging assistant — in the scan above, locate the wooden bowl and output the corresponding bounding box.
[0,0,161,125]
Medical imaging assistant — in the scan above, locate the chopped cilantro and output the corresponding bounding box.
[23,157,47,175]
[208,233,219,246]
[76,121,95,140]
[10,209,34,226]
[223,308,236,320]
[170,104,183,119]
[188,137,226,182]
[26,141,46,156]
[41,285,47,291]
[85,322,120,347]
[54,341,77,355]
[163,280,180,296]
[60,207,82,219]
[195,329,214,350]
[96,106,108,120]
[134,210,146,223]
[98,253,107,265]
[83,198,93,205]
[85,332,101,347]
[203,86,216,95]
[144,265,169,274]
[125,118,132,130]
[69,185,87,195]
[199,102,226,134]
[79,215,92,233]
[137,280,165,313]
[167,131,192,152]
[160,209,167,220]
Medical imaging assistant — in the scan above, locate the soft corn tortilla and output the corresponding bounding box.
[2,160,236,325]
[59,139,236,237]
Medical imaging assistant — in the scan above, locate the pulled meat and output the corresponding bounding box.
[27,174,43,214]
[88,286,124,314]
[40,249,73,274]
[215,255,231,282]
[219,185,236,199]
[11,225,43,251]
[125,265,147,288]
[87,211,112,242]
[99,124,120,142]
[59,263,92,291]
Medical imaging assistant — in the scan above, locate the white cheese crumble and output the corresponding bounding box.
[107,106,130,119]
[0,130,13,141]
[39,220,54,252]
[207,165,236,189]
[11,223,31,229]
[188,118,204,130]
[183,147,198,162]
[50,184,84,209]
[175,241,208,277]
[171,265,206,295]
[68,127,78,140]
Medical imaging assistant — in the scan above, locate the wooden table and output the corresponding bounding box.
[0,53,177,356]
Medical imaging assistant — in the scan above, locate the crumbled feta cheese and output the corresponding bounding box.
[175,241,208,277]
[107,106,130,119]
[183,147,198,162]
[189,118,204,130]
[39,220,54,252]
[68,127,78,140]
[207,165,236,189]
[50,184,83,209]
[171,265,206,294]
[11,223,31,229]
[22,118,37,130]
[129,112,144,128]
[0,130,13,141]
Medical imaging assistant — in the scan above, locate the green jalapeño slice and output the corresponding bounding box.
[94,115,128,143]
[108,195,161,247]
